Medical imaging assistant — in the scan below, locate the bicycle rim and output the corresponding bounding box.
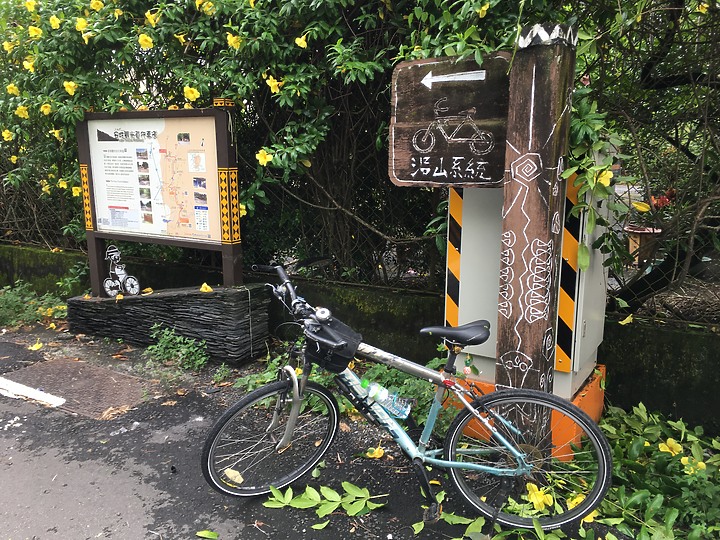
[202,380,339,496]
[444,388,612,530]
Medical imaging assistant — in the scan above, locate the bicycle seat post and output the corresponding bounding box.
[443,343,460,375]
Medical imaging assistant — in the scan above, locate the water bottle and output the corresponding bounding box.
[361,379,412,419]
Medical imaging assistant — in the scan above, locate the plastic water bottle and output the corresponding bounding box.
[361,379,412,419]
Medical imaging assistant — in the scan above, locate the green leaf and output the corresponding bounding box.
[305,485,321,502]
[342,481,366,498]
[320,486,341,502]
[311,520,330,530]
[196,531,219,539]
[578,243,590,271]
[441,512,474,525]
[262,500,287,508]
[316,501,341,518]
[343,499,367,516]
[412,521,425,534]
[290,496,320,509]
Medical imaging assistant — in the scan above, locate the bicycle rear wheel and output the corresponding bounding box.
[444,388,611,530]
[202,380,339,496]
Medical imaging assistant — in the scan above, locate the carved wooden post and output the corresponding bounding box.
[495,24,577,392]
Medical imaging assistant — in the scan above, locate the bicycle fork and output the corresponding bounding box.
[270,366,303,450]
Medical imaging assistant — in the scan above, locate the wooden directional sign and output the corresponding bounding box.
[389,54,510,188]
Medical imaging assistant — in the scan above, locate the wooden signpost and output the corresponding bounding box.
[493,24,578,392]
[389,54,510,188]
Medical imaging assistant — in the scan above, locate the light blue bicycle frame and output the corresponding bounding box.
[328,342,533,477]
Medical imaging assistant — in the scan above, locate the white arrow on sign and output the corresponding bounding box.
[420,70,487,89]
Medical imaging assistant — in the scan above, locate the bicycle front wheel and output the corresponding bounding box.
[202,380,339,497]
[444,388,611,530]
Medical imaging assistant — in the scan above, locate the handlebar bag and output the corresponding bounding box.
[304,317,362,373]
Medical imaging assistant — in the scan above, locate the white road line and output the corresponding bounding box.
[0,377,66,407]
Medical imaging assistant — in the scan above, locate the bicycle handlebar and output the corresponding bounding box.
[252,264,349,351]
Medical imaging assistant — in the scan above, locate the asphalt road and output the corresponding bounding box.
[0,329,468,540]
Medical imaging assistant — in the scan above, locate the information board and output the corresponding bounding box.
[389,54,510,188]
[86,115,222,244]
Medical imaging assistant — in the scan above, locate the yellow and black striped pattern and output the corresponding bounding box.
[219,167,241,244]
[446,188,463,327]
[555,180,580,373]
[80,164,93,231]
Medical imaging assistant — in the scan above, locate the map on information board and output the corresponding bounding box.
[87,116,222,243]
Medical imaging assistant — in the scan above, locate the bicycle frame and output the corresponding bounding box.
[282,341,532,478]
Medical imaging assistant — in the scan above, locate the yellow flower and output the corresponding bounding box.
[597,170,613,187]
[90,0,104,11]
[294,33,308,49]
[15,105,29,119]
[40,103,52,115]
[6,83,20,96]
[526,483,553,512]
[50,15,61,29]
[366,445,385,459]
[113,8,123,19]
[680,456,706,474]
[183,85,200,101]
[48,322,56,330]
[697,3,708,13]
[23,58,35,72]
[618,314,633,325]
[141,287,153,295]
[49,129,63,141]
[567,494,599,523]
[477,2,490,18]
[82,32,94,45]
[201,1,215,15]
[2,129,13,141]
[28,26,43,39]
[58,180,68,189]
[249,0,255,7]
[226,33,242,50]
[28,339,43,351]
[168,104,179,110]
[72,186,82,197]
[9,155,18,164]
[115,293,124,302]
[25,0,37,12]
[294,367,303,376]
[255,148,273,166]
[658,438,682,456]
[75,17,88,32]
[174,33,186,45]
[145,10,159,27]
[42,183,51,195]
[63,80,78,95]
[183,103,193,109]
[266,75,283,93]
[632,201,651,213]
[195,0,204,8]
[239,203,247,217]
[199,282,213,292]
[138,33,154,50]
[3,41,15,53]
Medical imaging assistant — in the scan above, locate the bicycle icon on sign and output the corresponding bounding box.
[412,97,495,156]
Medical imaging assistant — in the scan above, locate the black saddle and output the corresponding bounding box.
[419,320,491,346]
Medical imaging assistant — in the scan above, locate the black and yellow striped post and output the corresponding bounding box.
[556,179,580,373]
[445,188,463,327]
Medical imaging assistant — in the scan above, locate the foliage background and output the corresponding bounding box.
[0,0,718,311]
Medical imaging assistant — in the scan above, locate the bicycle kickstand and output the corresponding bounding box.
[411,457,441,523]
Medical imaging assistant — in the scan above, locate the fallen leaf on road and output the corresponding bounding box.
[195,531,219,539]
[112,354,128,360]
[99,405,130,420]
[161,400,177,406]
[339,422,351,432]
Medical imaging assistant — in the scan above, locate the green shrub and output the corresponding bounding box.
[0,280,66,327]
[144,323,209,372]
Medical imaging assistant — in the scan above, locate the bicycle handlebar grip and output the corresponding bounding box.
[251,264,278,274]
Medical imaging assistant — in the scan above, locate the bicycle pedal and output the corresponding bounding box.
[422,502,442,524]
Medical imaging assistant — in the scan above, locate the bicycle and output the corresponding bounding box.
[201,265,612,531]
[411,97,495,156]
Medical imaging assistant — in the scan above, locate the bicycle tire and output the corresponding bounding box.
[444,388,612,530]
[201,380,339,497]
[412,128,436,153]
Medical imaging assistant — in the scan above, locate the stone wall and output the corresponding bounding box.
[67,284,270,365]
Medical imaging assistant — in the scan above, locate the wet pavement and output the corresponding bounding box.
[0,327,469,540]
